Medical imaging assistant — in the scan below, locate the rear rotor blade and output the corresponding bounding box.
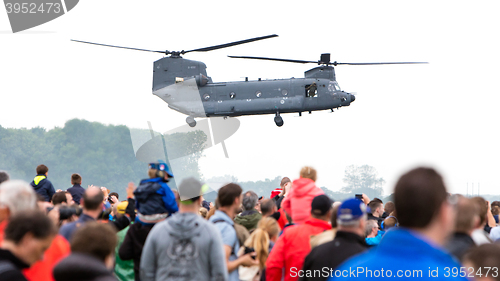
[228,55,317,64]
[184,34,278,54]
[333,62,428,65]
[71,39,166,54]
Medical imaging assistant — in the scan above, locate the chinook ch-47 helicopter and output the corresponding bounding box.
[72,35,426,127]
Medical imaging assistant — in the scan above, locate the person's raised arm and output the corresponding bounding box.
[486,201,496,229]
[362,193,370,205]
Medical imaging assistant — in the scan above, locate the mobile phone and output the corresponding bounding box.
[355,194,363,200]
[244,246,256,259]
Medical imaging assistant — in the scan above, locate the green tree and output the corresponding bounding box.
[163,130,208,186]
[0,119,208,199]
[341,165,385,199]
[320,187,351,202]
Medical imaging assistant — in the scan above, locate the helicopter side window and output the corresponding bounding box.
[305,83,317,97]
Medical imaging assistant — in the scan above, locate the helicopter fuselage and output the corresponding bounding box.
[162,78,354,117]
[152,57,355,120]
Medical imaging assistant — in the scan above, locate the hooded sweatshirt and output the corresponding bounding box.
[140,212,228,281]
[281,178,324,225]
[30,175,55,202]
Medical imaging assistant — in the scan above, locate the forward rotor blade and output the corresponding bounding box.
[71,40,165,54]
[228,55,317,64]
[184,34,278,53]
[333,62,428,65]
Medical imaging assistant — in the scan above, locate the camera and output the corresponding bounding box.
[244,246,256,259]
[59,205,82,220]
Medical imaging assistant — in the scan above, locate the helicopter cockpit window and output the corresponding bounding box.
[305,83,317,98]
[229,92,236,99]
[255,91,262,98]
[328,81,341,92]
[203,94,210,100]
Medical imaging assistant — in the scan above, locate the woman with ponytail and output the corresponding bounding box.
[238,217,280,281]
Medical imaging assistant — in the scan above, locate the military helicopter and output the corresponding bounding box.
[72,35,426,127]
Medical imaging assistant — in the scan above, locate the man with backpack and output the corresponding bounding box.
[208,183,258,281]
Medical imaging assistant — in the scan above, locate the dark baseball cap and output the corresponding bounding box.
[311,194,334,216]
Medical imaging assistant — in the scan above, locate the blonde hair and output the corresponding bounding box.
[243,217,279,269]
[300,166,317,182]
[199,207,208,219]
[148,168,167,179]
[206,206,216,220]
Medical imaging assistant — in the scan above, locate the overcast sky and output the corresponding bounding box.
[1,0,499,196]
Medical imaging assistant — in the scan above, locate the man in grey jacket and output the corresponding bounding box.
[140,178,228,281]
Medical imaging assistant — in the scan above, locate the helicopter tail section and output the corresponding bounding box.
[152,57,210,92]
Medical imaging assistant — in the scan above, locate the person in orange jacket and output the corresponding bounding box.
[266,194,333,281]
[282,167,324,225]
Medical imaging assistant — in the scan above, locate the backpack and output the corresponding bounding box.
[212,219,237,256]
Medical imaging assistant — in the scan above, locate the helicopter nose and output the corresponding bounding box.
[351,94,355,102]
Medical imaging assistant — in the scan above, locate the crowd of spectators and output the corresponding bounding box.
[0,164,499,281]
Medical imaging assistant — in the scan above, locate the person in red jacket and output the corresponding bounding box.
[282,167,324,225]
[266,194,333,281]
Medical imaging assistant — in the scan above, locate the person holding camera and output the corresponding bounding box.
[238,217,280,281]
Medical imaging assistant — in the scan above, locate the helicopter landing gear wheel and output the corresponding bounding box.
[274,113,284,127]
[186,116,196,127]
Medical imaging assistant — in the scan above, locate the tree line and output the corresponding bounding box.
[1,118,411,202]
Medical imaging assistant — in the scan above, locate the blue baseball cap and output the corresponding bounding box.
[149,160,173,177]
[337,198,367,223]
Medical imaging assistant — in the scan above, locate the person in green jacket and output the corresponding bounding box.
[235,191,262,233]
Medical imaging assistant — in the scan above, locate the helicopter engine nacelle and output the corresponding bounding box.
[195,74,209,87]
